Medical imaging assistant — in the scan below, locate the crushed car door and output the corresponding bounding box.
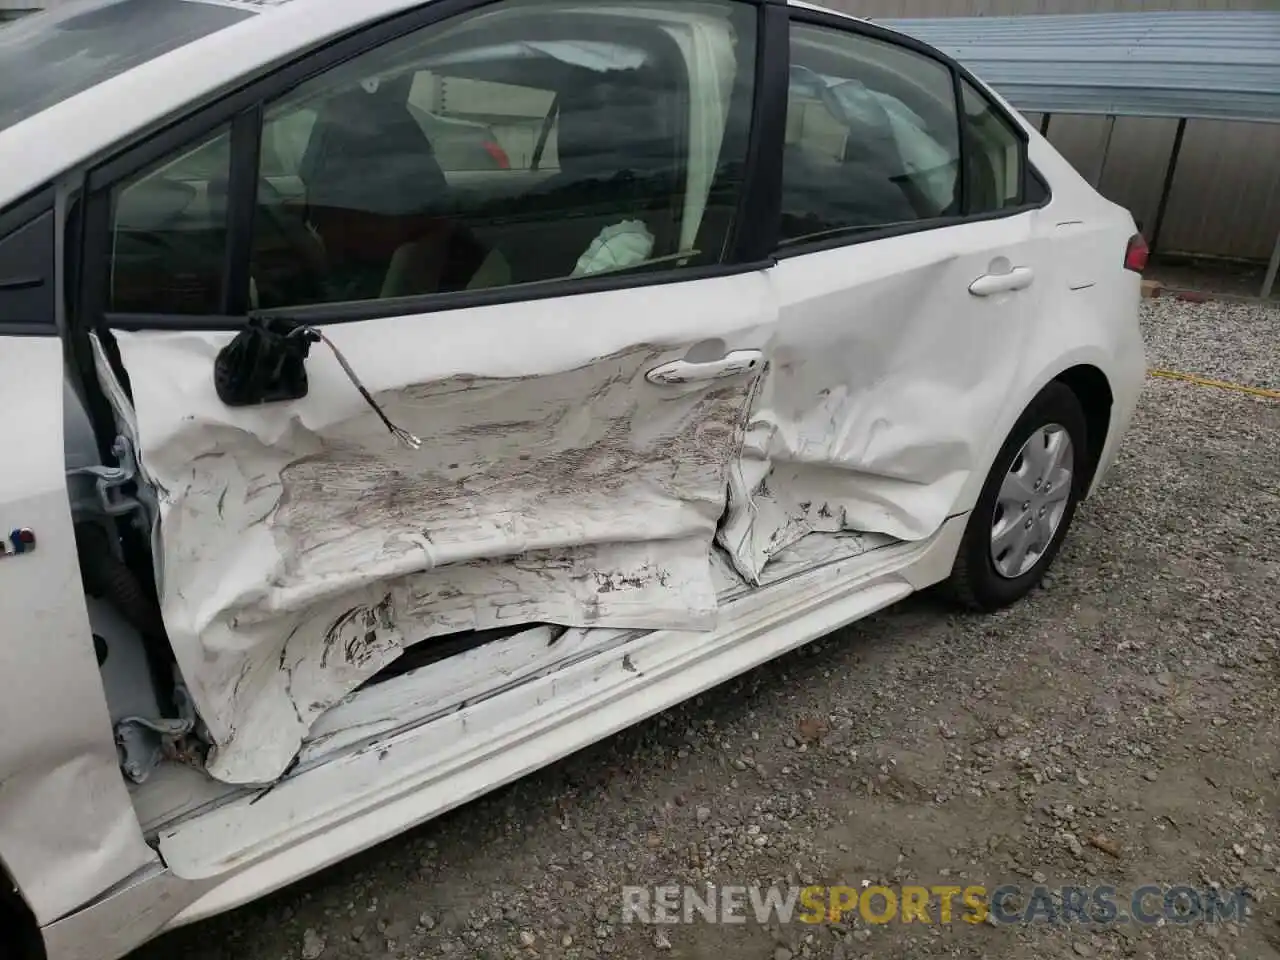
[84,0,770,785]
[719,15,1051,581]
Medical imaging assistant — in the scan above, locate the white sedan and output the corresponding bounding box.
[0,0,1145,957]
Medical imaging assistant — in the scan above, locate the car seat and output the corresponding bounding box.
[298,79,489,300]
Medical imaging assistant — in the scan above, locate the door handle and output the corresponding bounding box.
[645,349,764,385]
[969,266,1035,297]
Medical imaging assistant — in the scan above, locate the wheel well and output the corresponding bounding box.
[0,861,44,960]
[1054,364,1113,495]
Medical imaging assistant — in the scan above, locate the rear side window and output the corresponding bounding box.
[781,23,961,246]
[960,78,1024,213]
[0,0,253,135]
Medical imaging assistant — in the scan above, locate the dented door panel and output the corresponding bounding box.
[100,272,777,784]
[720,214,1043,582]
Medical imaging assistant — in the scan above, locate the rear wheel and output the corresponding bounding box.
[947,381,1088,611]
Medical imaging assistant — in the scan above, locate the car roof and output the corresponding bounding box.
[0,0,430,209]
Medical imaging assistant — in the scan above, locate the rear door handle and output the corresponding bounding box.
[646,349,764,385]
[969,266,1035,297]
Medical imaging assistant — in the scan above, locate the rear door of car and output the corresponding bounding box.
[720,7,1054,580]
[73,0,777,785]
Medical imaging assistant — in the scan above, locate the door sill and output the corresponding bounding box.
[156,515,964,925]
[300,528,898,769]
[129,530,898,834]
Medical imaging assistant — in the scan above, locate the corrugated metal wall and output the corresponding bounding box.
[828,0,1280,260]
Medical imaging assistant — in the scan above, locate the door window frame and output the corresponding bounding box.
[69,0,783,333]
[0,186,57,337]
[59,0,1055,334]
[776,5,1052,260]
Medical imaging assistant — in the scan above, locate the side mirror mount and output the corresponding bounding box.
[213,316,319,407]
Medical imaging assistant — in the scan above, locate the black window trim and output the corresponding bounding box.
[725,0,787,264]
[70,0,781,333]
[101,259,777,331]
[222,104,263,317]
[0,187,58,337]
[775,6,1053,261]
[951,64,971,217]
[0,186,55,239]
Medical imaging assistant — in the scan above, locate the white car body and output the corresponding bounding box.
[0,0,1145,957]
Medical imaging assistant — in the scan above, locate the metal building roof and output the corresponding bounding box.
[879,11,1280,125]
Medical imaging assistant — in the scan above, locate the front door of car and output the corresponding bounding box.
[718,13,1051,581]
[84,0,771,785]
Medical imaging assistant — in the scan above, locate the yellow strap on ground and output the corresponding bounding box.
[1148,368,1280,400]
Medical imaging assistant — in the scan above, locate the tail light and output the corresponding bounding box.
[1124,233,1149,274]
[482,139,511,169]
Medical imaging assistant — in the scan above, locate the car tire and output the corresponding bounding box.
[947,381,1089,612]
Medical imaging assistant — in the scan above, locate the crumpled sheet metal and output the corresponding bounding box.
[100,279,772,784]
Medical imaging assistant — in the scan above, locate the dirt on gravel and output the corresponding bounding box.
[130,301,1280,960]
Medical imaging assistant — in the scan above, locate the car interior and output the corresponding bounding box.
[107,18,723,317]
[105,11,998,324]
[781,29,965,242]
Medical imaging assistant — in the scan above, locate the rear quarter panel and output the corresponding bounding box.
[950,113,1146,517]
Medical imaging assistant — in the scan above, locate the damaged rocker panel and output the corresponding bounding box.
[99,306,771,786]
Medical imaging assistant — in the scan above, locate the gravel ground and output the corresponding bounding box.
[1140,297,1280,391]
[130,298,1279,960]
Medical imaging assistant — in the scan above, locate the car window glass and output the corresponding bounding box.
[408,71,561,172]
[960,78,1024,213]
[107,124,232,315]
[259,75,562,179]
[245,0,756,311]
[781,22,960,247]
